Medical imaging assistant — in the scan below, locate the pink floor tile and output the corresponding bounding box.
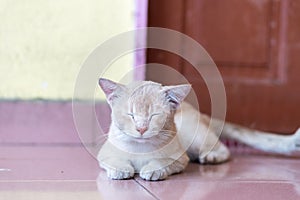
[0,180,155,200]
[0,146,98,180]
[1,145,300,200]
[135,155,300,200]
[0,146,155,199]
[136,180,300,200]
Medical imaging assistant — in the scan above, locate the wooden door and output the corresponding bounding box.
[147,0,300,133]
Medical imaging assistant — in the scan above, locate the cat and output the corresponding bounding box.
[97,78,300,181]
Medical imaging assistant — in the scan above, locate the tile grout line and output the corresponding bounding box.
[0,180,96,183]
[0,143,89,147]
[134,178,160,200]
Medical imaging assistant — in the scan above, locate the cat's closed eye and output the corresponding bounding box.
[127,113,135,120]
[126,113,161,121]
[149,113,161,120]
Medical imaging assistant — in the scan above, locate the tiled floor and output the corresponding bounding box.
[1,145,300,200]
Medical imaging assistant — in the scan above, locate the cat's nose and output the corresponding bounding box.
[136,126,148,135]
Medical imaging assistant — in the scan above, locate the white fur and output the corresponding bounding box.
[97,79,300,181]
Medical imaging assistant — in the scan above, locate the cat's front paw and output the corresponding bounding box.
[289,128,300,155]
[100,159,135,180]
[105,165,135,180]
[139,165,168,181]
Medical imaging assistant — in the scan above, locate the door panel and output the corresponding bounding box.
[146,0,184,78]
[147,0,300,133]
[184,0,283,83]
[186,0,271,66]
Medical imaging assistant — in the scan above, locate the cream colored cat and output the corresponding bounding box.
[97,78,300,181]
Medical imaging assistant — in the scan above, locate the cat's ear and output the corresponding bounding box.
[162,84,191,109]
[98,78,124,104]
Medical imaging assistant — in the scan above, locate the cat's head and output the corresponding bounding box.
[99,78,191,140]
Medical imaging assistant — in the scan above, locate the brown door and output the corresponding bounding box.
[147,0,300,133]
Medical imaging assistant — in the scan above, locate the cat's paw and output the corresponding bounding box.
[139,165,168,181]
[199,145,230,164]
[291,128,300,154]
[105,165,135,180]
[100,159,135,180]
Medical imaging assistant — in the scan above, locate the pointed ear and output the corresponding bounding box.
[98,78,124,104]
[162,84,191,109]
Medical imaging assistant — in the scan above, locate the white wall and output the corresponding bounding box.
[0,0,135,100]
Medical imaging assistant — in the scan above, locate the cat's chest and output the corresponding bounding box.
[98,139,186,171]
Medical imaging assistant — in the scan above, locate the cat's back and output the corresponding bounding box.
[175,102,209,143]
[175,102,200,129]
[175,101,199,119]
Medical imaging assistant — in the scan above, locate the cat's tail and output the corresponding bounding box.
[209,117,300,155]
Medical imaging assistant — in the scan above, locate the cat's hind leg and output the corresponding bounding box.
[184,126,230,164]
[175,103,230,164]
[198,141,230,164]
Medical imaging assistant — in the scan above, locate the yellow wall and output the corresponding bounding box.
[0,0,135,100]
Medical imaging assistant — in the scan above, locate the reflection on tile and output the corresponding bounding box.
[0,181,101,200]
[136,180,300,200]
[0,180,155,200]
[97,171,155,200]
